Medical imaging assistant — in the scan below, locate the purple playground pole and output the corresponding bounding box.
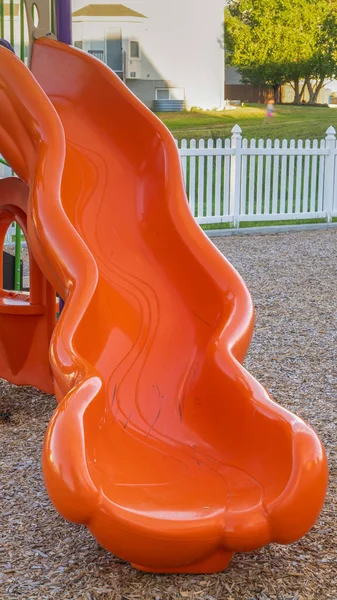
[55,0,72,45]
[0,39,15,52]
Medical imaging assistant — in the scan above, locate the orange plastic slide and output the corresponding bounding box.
[0,39,328,573]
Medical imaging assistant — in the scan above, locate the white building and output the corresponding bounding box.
[72,1,225,110]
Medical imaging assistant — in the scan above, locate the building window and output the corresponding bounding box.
[129,40,140,59]
[156,88,185,101]
[88,49,104,61]
[157,89,170,100]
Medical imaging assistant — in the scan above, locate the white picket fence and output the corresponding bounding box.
[2,126,337,240]
[176,125,337,226]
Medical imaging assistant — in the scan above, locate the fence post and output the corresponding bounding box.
[324,126,336,223]
[230,124,242,228]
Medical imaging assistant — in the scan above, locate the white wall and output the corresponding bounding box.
[73,17,150,79]
[72,0,225,109]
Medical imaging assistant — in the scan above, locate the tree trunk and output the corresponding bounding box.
[272,84,279,103]
[313,79,325,103]
[305,77,325,104]
[305,78,313,103]
[294,77,300,104]
[299,80,306,102]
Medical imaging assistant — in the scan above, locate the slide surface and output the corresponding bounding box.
[0,39,328,573]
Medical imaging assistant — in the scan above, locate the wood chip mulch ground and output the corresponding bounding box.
[1,229,336,600]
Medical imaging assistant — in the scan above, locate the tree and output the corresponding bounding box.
[224,0,337,104]
[305,7,337,102]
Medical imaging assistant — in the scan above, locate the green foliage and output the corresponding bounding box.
[224,0,337,103]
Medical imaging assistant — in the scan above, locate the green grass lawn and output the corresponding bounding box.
[158,104,337,141]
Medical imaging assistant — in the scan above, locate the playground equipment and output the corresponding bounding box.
[0,0,328,574]
[3,250,23,289]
